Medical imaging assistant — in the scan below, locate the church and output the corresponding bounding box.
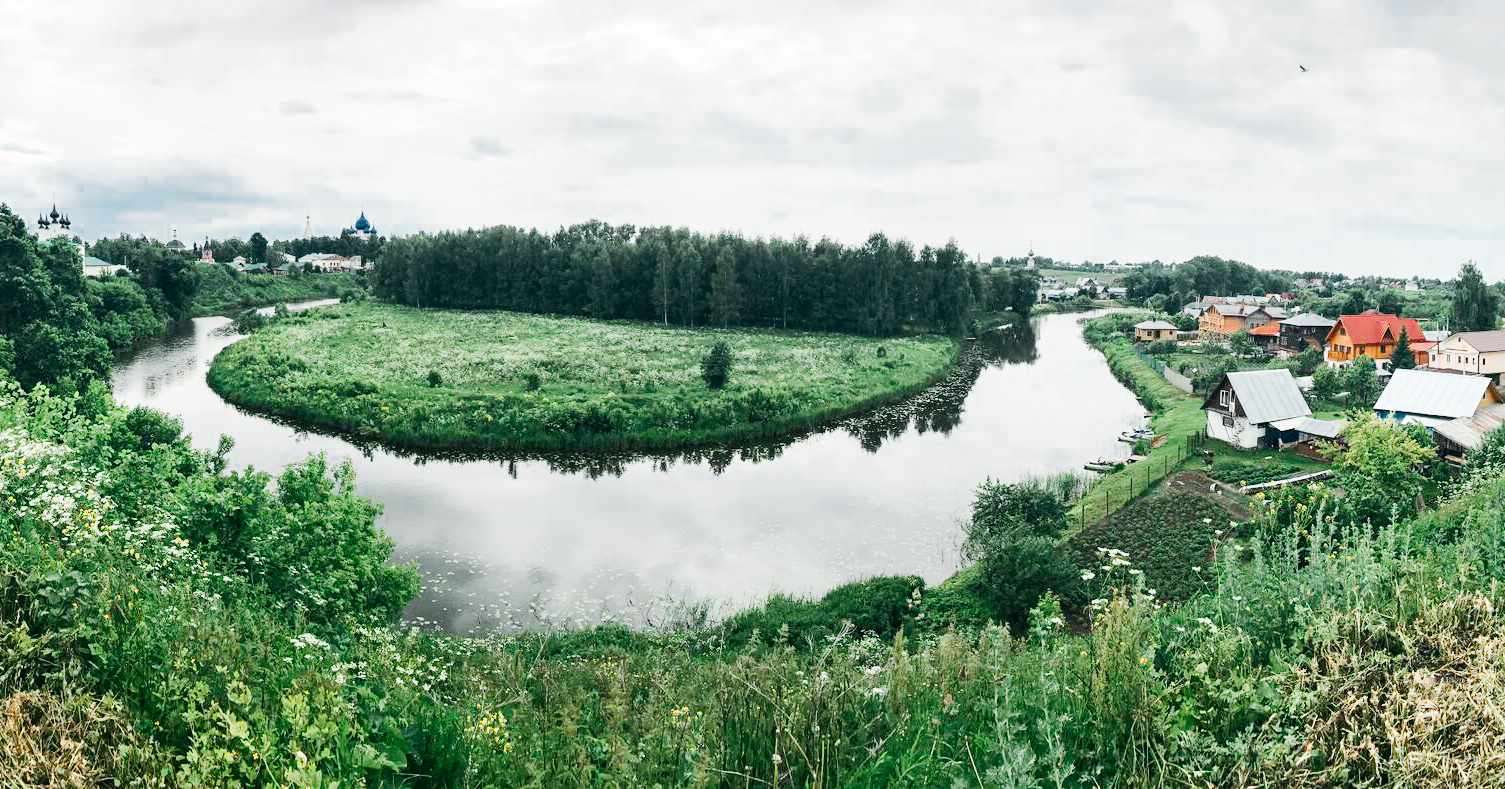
[347,211,377,241]
[35,205,93,273]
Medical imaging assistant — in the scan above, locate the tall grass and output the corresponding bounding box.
[207,302,959,452]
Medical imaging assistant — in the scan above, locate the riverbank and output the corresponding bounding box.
[1064,312,1209,529]
[207,301,959,452]
[189,263,365,317]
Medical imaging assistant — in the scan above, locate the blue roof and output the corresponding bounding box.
[354,212,370,230]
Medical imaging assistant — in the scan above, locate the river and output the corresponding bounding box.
[112,304,1147,633]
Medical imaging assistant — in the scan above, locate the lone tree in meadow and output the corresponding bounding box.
[701,341,733,389]
[1390,328,1416,370]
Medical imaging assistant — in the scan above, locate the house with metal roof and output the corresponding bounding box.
[1324,311,1427,369]
[1433,403,1505,462]
[1278,312,1336,354]
[1427,331,1505,382]
[1373,368,1498,429]
[1199,304,1281,341]
[1133,320,1179,342]
[1203,368,1312,448]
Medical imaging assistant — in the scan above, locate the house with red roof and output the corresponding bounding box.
[1324,311,1427,369]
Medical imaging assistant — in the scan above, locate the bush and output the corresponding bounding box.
[701,341,733,389]
[427,370,443,388]
[720,575,923,648]
[1146,339,1177,356]
[962,478,1079,633]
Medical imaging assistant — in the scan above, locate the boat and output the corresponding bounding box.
[1084,459,1122,472]
[1118,428,1156,443]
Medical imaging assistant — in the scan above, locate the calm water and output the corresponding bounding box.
[112,305,1147,632]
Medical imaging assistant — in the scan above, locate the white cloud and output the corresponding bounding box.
[3,0,1505,278]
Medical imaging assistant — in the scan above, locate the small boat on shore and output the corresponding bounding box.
[1118,428,1156,443]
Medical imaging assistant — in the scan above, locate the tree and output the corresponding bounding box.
[1294,345,1324,377]
[1228,328,1257,358]
[249,232,268,265]
[1330,413,1431,526]
[1344,355,1381,407]
[1376,289,1402,316]
[1451,262,1499,331]
[708,247,742,328]
[1311,364,1342,401]
[1390,328,1416,370]
[1342,289,1368,315]
[701,341,732,389]
[961,479,1078,634]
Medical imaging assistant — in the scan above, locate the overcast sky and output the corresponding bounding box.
[3,0,1503,278]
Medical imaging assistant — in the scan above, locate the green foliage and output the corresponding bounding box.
[962,478,1078,632]
[1451,261,1500,332]
[208,302,956,451]
[426,370,442,388]
[1067,493,1225,602]
[721,576,923,649]
[1332,412,1431,526]
[1227,328,1257,358]
[1344,355,1381,407]
[373,222,976,336]
[701,340,732,389]
[1311,364,1342,400]
[191,262,363,317]
[1391,327,1417,369]
[1293,344,1324,376]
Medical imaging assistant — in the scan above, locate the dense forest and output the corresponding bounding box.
[1122,255,1296,307]
[373,221,1032,336]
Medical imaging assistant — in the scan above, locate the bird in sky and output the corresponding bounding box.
[1300,65,1308,72]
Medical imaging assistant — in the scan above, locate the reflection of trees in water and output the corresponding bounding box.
[245,324,1038,477]
[839,322,1038,452]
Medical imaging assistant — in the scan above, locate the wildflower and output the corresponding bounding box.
[1128,568,1142,575]
[1202,517,1212,524]
[1081,570,1096,581]
[772,754,783,764]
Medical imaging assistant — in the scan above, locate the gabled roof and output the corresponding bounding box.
[1280,312,1336,328]
[1249,324,1281,336]
[1134,320,1178,330]
[1450,330,1505,353]
[1434,403,1505,451]
[1210,303,1265,317]
[1330,312,1425,347]
[1374,369,1493,420]
[1262,306,1287,320]
[1204,369,1311,424]
[1411,341,1437,353]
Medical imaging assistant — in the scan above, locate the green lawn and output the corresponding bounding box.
[208,301,957,451]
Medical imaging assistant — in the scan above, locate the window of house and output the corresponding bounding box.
[1219,390,1230,407]
[1222,415,1234,427]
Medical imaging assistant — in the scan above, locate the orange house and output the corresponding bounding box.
[1324,311,1426,367]
[1199,304,1278,340]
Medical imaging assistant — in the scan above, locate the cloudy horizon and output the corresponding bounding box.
[3,1,1504,279]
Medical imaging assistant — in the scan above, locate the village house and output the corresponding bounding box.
[1427,331,1505,382]
[1434,403,1505,464]
[1323,311,1426,369]
[1133,320,1179,342]
[1373,368,1498,430]
[1277,312,1336,354]
[1203,368,1312,449]
[1199,304,1279,340]
[1105,286,1127,300]
[1182,295,1225,318]
[1249,324,1282,350]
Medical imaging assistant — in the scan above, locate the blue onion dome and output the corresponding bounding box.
[49,204,60,220]
[354,212,371,231]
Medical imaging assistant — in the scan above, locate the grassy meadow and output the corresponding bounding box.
[191,264,366,317]
[208,302,958,451]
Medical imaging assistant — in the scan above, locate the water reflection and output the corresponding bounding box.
[113,306,1142,633]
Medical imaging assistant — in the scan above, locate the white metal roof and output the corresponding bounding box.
[1373,368,1493,420]
[1224,369,1311,424]
[1135,320,1178,330]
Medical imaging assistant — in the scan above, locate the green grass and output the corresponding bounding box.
[1066,315,1208,530]
[208,301,958,452]
[190,263,365,317]
[1197,443,1331,487]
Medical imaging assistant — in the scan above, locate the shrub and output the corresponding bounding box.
[427,370,443,388]
[720,576,922,648]
[701,341,733,389]
[523,372,542,391]
[1146,339,1177,356]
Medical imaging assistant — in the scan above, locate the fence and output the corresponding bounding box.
[1075,429,1208,529]
[1130,343,1195,393]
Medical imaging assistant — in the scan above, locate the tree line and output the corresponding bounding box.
[373,221,1011,336]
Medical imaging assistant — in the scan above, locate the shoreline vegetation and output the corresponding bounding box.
[189,264,366,318]
[207,301,960,453]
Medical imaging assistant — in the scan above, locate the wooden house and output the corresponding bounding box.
[1323,311,1426,369]
[1373,368,1499,428]
[1278,312,1336,354]
[1199,304,1278,340]
[1134,320,1179,342]
[1203,369,1312,449]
